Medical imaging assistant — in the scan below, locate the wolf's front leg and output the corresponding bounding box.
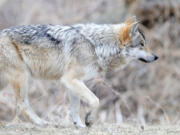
[68,92,85,128]
[62,77,99,127]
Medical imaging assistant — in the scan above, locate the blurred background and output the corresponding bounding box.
[0,0,179,127]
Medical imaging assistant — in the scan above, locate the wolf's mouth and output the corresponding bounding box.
[138,58,151,63]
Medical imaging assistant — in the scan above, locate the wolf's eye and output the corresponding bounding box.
[140,43,144,47]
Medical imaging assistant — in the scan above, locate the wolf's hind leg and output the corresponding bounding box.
[11,71,48,126]
[68,92,85,128]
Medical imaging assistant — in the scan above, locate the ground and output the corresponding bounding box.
[0,123,179,135]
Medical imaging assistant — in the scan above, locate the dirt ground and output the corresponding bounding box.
[0,123,179,135]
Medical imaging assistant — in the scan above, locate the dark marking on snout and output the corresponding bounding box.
[139,55,158,63]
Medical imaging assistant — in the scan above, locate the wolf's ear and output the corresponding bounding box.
[119,22,138,45]
[125,16,139,37]
[125,16,137,25]
[119,25,132,45]
[129,22,139,37]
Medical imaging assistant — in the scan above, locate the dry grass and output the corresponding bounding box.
[0,0,179,130]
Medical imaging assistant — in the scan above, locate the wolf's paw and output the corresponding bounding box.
[70,113,86,128]
[74,121,86,128]
[85,112,93,127]
[73,118,86,128]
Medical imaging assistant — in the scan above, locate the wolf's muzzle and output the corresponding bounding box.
[139,54,158,63]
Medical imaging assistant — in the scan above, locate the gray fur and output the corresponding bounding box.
[0,24,122,70]
[0,22,158,127]
[0,23,151,71]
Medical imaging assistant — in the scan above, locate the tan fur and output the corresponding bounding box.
[66,59,84,79]
[120,25,132,45]
[0,36,98,127]
[113,18,137,46]
[16,44,65,80]
[145,47,151,53]
[125,17,135,25]
[12,42,24,61]
[119,17,138,45]
[12,77,21,99]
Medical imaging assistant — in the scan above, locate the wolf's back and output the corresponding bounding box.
[0,25,60,47]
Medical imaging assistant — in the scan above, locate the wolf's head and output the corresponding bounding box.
[114,17,158,63]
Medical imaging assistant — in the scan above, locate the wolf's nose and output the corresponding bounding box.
[154,55,158,60]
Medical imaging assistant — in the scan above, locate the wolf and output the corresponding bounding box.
[0,17,158,128]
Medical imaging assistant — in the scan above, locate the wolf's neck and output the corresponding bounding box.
[86,24,121,69]
[81,24,120,55]
[79,24,126,70]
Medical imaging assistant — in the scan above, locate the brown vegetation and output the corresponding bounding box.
[0,0,179,129]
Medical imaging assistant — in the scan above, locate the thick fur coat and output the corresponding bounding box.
[0,17,158,127]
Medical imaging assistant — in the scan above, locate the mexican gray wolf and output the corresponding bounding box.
[0,17,158,128]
